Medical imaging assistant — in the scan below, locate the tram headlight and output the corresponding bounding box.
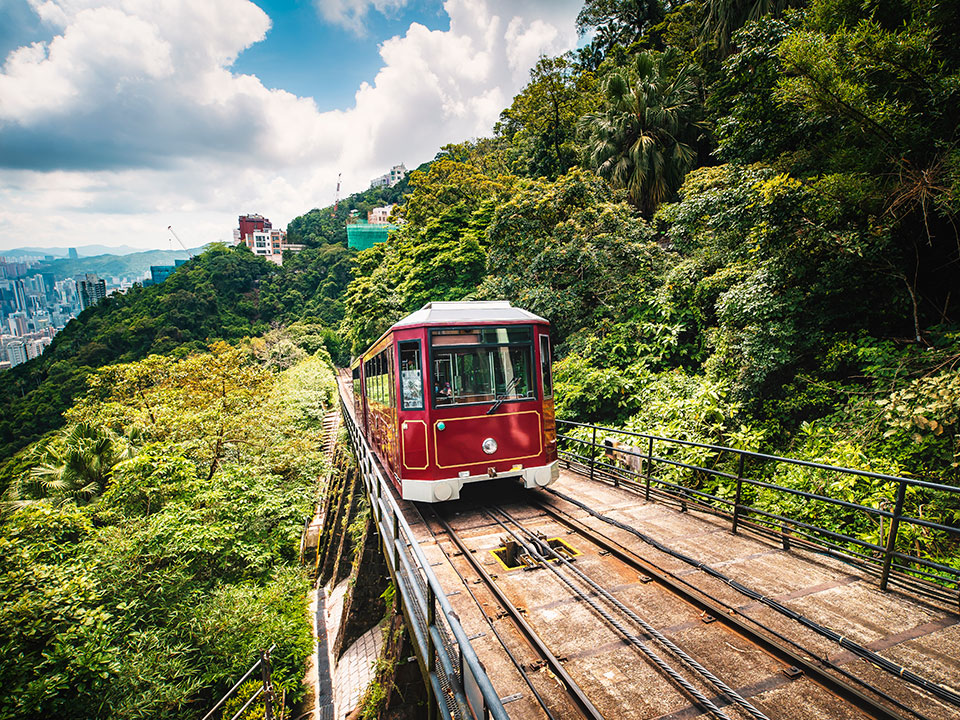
[482,437,498,455]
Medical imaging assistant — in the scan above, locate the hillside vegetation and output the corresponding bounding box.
[0,342,334,719]
[0,0,958,713]
[339,0,959,490]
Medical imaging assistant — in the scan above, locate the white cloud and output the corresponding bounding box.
[313,0,411,34]
[0,0,581,251]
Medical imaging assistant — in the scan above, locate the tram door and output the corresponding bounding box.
[398,341,429,472]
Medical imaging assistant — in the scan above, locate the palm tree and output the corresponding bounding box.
[4,423,128,509]
[580,51,704,215]
[701,0,797,56]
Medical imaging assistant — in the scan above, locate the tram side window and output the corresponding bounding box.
[364,357,374,403]
[399,342,424,410]
[387,348,396,409]
[540,335,552,398]
[365,349,397,408]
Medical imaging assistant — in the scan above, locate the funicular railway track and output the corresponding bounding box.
[416,485,957,720]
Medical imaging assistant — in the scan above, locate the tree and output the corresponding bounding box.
[701,0,798,56]
[482,168,665,345]
[580,51,705,214]
[772,0,960,334]
[3,423,127,509]
[576,0,670,58]
[343,148,514,353]
[496,54,600,179]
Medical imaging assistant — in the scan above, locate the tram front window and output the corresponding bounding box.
[431,327,534,407]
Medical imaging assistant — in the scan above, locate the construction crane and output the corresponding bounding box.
[331,172,341,217]
[167,225,194,258]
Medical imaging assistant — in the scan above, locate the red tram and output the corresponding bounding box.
[350,301,559,502]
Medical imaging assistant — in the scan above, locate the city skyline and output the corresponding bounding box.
[0,0,582,252]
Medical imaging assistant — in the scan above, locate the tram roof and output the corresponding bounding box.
[393,301,547,328]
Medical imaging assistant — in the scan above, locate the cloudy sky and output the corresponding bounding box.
[0,0,582,252]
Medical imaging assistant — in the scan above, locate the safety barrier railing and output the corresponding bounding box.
[340,396,508,720]
[557,419,960,605]
[200,646,278,720]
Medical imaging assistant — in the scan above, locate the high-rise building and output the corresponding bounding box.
[8,312,29,335]
[6,341,27,367]
[13,280,26,312]
[68,248,79,260]
[76,273,107,310]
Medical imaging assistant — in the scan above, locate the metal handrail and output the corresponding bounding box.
[557,419,960,601]
[558,419,960,492]
[340,395,508,720]
[200,645,276,720]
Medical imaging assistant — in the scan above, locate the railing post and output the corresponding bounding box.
[589,425,597,483]
[880,480,907,592]
[732,453,745,534]
[426,584,437,720]
[260,649,274,720]
[392,510,401,575]
[645,436,653,502]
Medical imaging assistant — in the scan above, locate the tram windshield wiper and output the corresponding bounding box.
[486,376,520,415]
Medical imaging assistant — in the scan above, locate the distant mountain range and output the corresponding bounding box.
[3,244,162,258]
[38,248,201,281]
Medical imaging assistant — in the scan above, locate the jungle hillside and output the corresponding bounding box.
[1,0,959,717]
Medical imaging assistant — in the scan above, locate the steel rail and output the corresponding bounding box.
[430,508,606,720]
[531,493,919,720]
[200,644,276,720]
[541,488,960,709]
[540,495,937,720]
[480,508,737,720]
[492,505,772,720]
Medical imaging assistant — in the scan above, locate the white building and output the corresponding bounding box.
[26,337,51,360]
[370,163,407,189]
[368,204,395,224]
[6,340,27,367]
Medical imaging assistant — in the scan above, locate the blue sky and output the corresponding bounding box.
[233,0,450,110]
[0,0,582,251]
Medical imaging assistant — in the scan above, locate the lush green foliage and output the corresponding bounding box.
[337,0,959,565]
[0,246,278,467]
[4,2,960,708]
[0,241,355,471]
[0,345,334,720]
